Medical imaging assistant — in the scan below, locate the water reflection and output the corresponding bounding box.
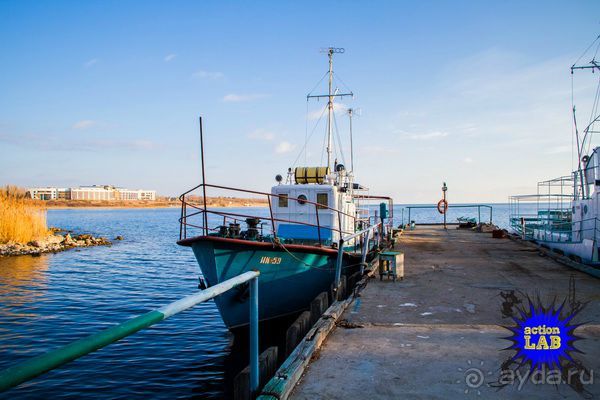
[0,254,48,311]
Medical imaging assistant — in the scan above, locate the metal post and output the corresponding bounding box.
[199,117,209,235]
[442,183,447,230]
[315,204,322,246]
[180,196,184,240]
[267,196,276,238]
[478,206,481,224]
[360,230,371,275]
[334,239,344,292]
[249,276,259,395]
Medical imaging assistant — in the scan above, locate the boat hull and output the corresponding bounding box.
[181,236,353,329]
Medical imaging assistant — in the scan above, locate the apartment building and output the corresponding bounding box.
[27,185,156,201]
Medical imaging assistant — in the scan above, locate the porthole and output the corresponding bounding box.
[297,194,307,205]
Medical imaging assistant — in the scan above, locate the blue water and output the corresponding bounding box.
[0,204,515,398]
[0,208,230,399]
[395,203,513,229]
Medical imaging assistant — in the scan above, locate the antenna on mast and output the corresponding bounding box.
[348,108,354,173]
[571,34,600,198]
[307,47,353,171]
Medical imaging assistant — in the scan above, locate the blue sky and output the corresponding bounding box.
[1,1,600,202]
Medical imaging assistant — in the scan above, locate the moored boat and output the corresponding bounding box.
[509,35,600,267]
[178,48,395,328]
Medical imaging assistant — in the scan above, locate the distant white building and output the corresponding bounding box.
[27,185,156,201]
[26,187,70,200]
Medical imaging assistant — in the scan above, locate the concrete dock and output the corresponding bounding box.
[289,226,600,399]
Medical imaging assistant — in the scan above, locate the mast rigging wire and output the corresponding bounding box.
[572,35,600,68]
[292,104,328,167]
[332,108,347,167]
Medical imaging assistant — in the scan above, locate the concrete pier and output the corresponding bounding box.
[290,226,600,399]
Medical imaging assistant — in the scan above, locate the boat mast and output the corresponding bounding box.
[326,49,334,171]
[571,52,600,198]
[348,108,354,173]
[307,47,353,172]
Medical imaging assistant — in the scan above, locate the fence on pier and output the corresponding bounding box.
[402,204,493,226]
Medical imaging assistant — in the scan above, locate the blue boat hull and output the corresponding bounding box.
[183,236,354,328]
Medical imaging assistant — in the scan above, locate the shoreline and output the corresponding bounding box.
[41,199,268,209]
[45,204,268,210]
[0,231,114,257]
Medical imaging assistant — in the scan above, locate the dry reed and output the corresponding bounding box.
[0,186,49,244]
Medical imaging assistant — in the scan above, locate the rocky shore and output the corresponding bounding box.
[0,231,115,257]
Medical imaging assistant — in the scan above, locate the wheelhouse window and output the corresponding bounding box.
[316,193,328,209]
[278,193,288,208]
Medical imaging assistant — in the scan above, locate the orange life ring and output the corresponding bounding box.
[437,199,448,214]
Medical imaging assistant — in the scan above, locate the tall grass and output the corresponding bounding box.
[0,186,49,244]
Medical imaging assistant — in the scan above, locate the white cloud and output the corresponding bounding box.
[248,129,275,141]
[275,141,296,154]
[84,59,98,68]
[223,93,269,102]
[164,54,176,62]
[402,131,449,140]
[464,157,473,163]
[192,70,224,79]
[72,120,96,130]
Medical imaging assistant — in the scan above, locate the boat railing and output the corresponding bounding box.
[334,222,383,293]
[0,271,262,396]
[179,183,383,247]
[352,195,394,218]
[509,193,574,237]
[511,215,600,242]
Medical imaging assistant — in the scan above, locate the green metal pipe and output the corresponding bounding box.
[0,270,260,393]
[0,310,164,392]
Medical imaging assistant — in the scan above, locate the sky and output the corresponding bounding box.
[1,1,600,203]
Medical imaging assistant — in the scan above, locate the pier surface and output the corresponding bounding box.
[290,226,600,399]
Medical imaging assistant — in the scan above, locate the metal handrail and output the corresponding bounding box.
[334,223,382,291]
[183,183,357,221]
[0,271,261,396]
[512,215,600,242]
[404,204,493,225]
[178,183,370,244]
[352,195,395,219]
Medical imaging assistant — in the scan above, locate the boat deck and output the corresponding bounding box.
[289,226,600,399]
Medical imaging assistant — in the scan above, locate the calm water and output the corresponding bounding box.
[0,204,515,398]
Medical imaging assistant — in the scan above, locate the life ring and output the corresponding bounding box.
[437,199,448,214]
